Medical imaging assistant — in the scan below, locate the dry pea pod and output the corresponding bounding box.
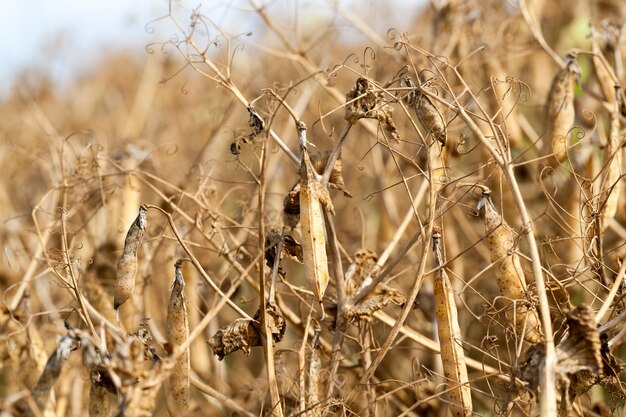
[28,330,81,417]
[477,190,543,344]
[431,230,472,417]
[402,76,447,147]
[114,204,148,311]
[542,54,579,170]
[297,123,334,306]
[166,260,190,416]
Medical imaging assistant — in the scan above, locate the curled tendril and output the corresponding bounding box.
[145,42,159,55]
[361,47,376,75]
[434,54,450,71]
[512,78,532,103]
[456,134,481,156]
[572,127,586,143]
[86,143,105,154]
[329,53,358,76]
[144,13,170,35]
[229,41,246,70]
[387,28,400,42]
[169,34,181,45]
[159,143,179,156]
[580,108,597,129]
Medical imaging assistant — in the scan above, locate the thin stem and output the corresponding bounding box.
[257,140,284,416]
[145,204,253,321]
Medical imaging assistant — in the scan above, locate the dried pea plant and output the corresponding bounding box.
[3,1,626,417]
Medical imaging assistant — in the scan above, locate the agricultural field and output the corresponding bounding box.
[1,1,626,416]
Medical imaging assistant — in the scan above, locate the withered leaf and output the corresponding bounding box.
[247,105,265,135]
[521,305,604,411]
[344,249,379,298]
[344,285,405,323]
[207,303,286,360]
[344,77,400,141]
[264,231,304,272]
[283,183,301,230]
[310,150,352,197]
[283,234,303,263]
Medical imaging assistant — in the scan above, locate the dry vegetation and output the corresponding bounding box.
[3,0,626,416]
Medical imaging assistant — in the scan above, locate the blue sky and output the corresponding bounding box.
[0,0,424,95]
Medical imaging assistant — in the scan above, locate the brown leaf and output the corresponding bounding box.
[310,150,352,197]
[247,104,265,135]
[344,249,379,298]
[283,183,301,230]
[207,304,286,360]
[344,77,400,140]
[344,285,405,323]
[521,305,607,412]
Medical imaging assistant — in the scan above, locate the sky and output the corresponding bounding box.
[0,0,425,95]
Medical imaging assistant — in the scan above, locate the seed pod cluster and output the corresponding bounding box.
[166,259,190,416]
[477,191,543,344]
[431,229,472,417]
[114,204,148,311]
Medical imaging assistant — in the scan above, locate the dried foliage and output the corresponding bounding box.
[207,303,285,360]
[3,1,626,416]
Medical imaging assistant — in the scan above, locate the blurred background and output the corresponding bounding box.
[0,0,423,96]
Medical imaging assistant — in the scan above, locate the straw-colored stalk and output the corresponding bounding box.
[432,229,472,417]
[478,192,543,343]
[600,89,622,231]
[166,260,190,416]
[543,55,578,169]
[298,123,334,306]
[114,204,147,311]
[307,329,323,417]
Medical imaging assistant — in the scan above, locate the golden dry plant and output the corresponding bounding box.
[2,1,626,417]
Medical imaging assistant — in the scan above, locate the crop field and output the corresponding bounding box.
[1,1,626,416]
